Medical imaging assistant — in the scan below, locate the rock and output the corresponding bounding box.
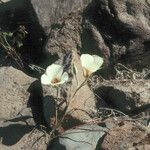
[48,124,107,150]
[30,0,92,35]
[67,52,97,120]
[0,66,47,149]
[95,80,150,114]
[1,0,149,71]
[0,0,92,66]
[101,121,150,150]
[45,9,109,64]
[0,66,35,120]
[128,144,150,150]
[0,119,47,150]
[83,0,150,69]
[45,11,82,56]
[45,0,150,80]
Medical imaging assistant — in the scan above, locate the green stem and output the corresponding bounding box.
[55,86,60,126]
[72,78,88,99]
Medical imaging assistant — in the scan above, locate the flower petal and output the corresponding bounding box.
[60,72,69,83]
[80,54,94,70]
[41,74,51,85]
[46,64,63,80]
[90,55,104,72]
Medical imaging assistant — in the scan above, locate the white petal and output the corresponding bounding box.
[60,72,69,83]
[80,54,94,70]
[41,74,51,85]
[90,55,103,72]
[46,64,63,80]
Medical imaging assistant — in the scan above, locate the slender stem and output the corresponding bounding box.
[3,34,11,47]
[0,34,24,69]
[55,86,60,126]
[72,78,88,99]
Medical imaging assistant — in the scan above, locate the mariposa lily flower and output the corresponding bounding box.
[80,54,103,77]
[41,64,69,86]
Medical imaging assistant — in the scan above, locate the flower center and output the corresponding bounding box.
[83,68,91,77]
[51,78,60,84]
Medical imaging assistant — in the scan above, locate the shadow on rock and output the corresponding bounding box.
[95,86,136,113]
[43,95,56,126]
[47,139,66,150]
[27,80,45,125]
[0,124,34,146]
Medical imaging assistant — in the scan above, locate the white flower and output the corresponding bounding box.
[80,54,103,77]
[41,64,69,86]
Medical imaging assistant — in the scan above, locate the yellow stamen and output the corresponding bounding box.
[83,68,91,78]
[51,78,60,84]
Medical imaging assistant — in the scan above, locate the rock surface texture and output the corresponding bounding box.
[0,66,35,120]
[101,121,150,150]
[0,66,46,149]
[95,80,150,113]
[83,0,150,69]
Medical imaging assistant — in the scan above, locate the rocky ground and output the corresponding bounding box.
[0,0,150,150]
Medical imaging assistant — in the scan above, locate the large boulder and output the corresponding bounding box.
[30,0,92,34]
[83,0,150,69]
[0,0,92,66]
[0,66,47,149]
[0,120,47,150]
[101,121,150,150]
[95,79,150,114]
[1,0,149,70]
[0,66,35,120]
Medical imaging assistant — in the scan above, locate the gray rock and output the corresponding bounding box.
[0,66,47,149]
[44,0,150,80]
[0,118,47,150]
[30,0,92,34]
[83,0,150,69]
[0,0,92,66]
[95,80,150,114]
[48,124,107,150]
[101,121,150,150]
[1,0,149,70]
[0,66,36,120]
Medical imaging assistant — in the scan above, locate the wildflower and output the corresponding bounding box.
[41,64,69,86]
[80,54,103,77]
